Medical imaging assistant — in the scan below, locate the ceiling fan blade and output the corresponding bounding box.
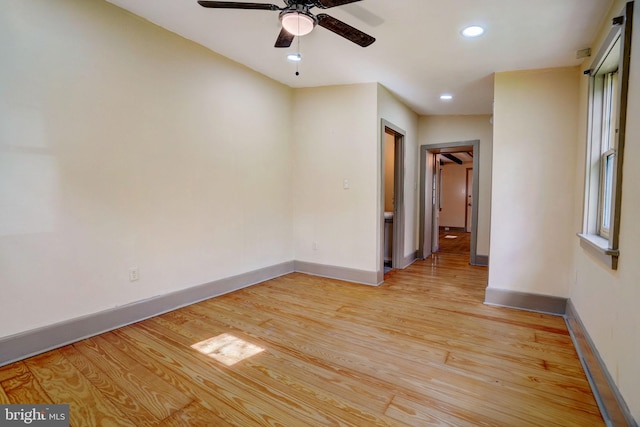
[274,27,295,48]
[197,1,280,11]
[313,0,362,9]
[317,14,375,47]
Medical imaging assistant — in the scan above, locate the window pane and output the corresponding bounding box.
[602,153,615,231]
[608,72,618,151]
[601,72,618,153]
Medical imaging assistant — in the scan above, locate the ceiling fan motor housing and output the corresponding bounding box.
[279,4,318,36]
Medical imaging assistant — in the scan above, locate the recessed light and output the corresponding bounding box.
[287,53,302,62]
[440,94,453,101]
[461,25,485,38]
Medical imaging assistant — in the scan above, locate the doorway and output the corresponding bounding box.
[433,152,474,256]
[380,120,405,277]
[419,140,481,265]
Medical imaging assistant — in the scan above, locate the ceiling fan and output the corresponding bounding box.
[197,0,376,48]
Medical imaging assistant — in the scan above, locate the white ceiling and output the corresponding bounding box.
[105,0,612,115]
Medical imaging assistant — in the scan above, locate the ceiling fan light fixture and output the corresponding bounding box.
[281,12,315,36]
[287,53,302,62]
[440,94,454,101]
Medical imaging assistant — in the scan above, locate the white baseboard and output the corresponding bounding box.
[293,260,379,286]
[402,251,419,269]
[473,254,489,266]
[483,287,567,316]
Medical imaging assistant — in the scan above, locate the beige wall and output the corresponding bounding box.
[418,115,493,256]
[570,0,640,420]
[0,0,294,338]
[292,83,379,272]
[489,67,580,296]
[440,162,473,229]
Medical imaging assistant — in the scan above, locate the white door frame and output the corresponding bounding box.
[419,140,481,265]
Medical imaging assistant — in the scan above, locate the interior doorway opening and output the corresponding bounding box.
[434,151,474,257]
[419,140,481,265]
[380,120,405,278]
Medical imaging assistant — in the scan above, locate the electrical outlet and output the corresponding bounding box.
[129,267,139,282]
[312,241,318,251]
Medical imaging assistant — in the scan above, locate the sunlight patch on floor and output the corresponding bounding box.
[191,333,264,366]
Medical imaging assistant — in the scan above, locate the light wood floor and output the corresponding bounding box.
[0,254,603,426]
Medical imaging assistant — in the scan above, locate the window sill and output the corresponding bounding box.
[577,233,619,270]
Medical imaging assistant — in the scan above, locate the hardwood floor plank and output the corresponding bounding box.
[332,304,579,376]
[259,271,566,335]
[156,310,394,415]
[59,345,168,426]
[138,317,395,426]
[105,329,260,427]
[224,290,455,361]
[234,286,542,362]
[72,335,191,421]
[150,314,402,426]
[238,357,400,427]
[387,394,504,427]
[184,302,437,392]
[535,329,576,347]
[119,324,328,426]
[24,351,136,426]
[201,295,450,368]
[0,362,30,383]
[444,351,598,408]
[0,383,9,404]
[1,371,52,404]
[158,400,231,427]
[0,362,31,404]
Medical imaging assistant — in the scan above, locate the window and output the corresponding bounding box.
[579,2,633,270]
[597,70,618,239]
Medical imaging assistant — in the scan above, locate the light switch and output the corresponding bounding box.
[343,179,350,189]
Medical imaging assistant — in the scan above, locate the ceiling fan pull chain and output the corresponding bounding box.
[296,22,301,76]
